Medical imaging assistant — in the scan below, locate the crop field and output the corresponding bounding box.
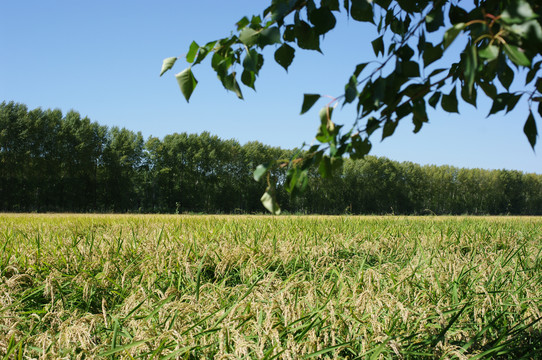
[0,215,541,359]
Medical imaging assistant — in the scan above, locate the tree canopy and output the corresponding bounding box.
[161,0,542,214]
[2,101,541,214]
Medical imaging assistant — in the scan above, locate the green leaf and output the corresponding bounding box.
[449,5,468,25]
[365,116,380,136]
[371,35,384,57]
[194,41,215,65]
[254,163,271,181]
[390,17,409,35]
[461,82,477,107]
[505,93,522,114]
[322,0,340,10]
[387,42,396,54]
[186,41,199,63]
[316,106,338,143]
[478,79,497,98]
[525,61,541,84]
[99,340,150,356]
[441,87,459,113]
[261,187,281,215]
[523,111,537,149]
[357,81,374,115]
[236,17,250,30]
[503,44,531,67]
[258,26,282,47]
[497,58,514,90]
[399,61,420,78]
[402,83,428,98]
[350,0,373,23]
[301,94,321,114]
[160,57,177,77]
[303,342,352,359]
[395,102,412,120]
[412,99,428,133]
[354,63,368,77]
[417,31,426,56]
[319,155,332,177]
[374,0,391,7]
[397,45,414,61]
[382,119,398,140]
[304,149,323,172]
[501,1,538,25]
[242,49,262,73]
[428,92,441,108]
[221,72,243,99]
[175,68,198,102]
[266,2,295,23]
[384,8,392,26]
[242,50,257,73]
[295,21,321,51]
[241,69,256,89]
[396,0,416,12]
[211,52,231,77]
[371,77,387,107]
[464,44,477,97]
[309,6,337,34]
[426,9,444,33]
[251,15,262,26]
[344,75,358,104]
[239,27,260,47]
[297,169,309,192]
[274,44,295,71]
[319,106,335,135]
[488,93,511,115]
[283,25,295,41]
[478,45,499,61]
[515,20,542,50]
[350,135,371,159]
[286,167,300,193]
[444,23,465,49]
[307,144,321,154]
[423,42,443,67]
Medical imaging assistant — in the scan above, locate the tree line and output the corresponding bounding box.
[1,101,541,214]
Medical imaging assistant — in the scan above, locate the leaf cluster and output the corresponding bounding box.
[162,0,542,213]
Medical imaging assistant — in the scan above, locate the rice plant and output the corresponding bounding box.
[1,214,541,359]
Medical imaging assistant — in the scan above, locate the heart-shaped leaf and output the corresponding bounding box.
[160,57,177,77]
[175,67,198,102]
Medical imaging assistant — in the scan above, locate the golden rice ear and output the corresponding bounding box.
[2,214,541,358]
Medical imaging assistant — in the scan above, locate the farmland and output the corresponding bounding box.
[1,214,541,359]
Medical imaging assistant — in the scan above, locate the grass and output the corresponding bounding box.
[0,214,541,359]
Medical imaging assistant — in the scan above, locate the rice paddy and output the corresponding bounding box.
[1,214,541,359]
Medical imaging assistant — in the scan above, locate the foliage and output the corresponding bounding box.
[162,0,542,213]
[1,214,542,358]
[0,101,145,212]
[2,101,542,214]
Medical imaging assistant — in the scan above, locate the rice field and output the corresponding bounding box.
[1,214,541,359]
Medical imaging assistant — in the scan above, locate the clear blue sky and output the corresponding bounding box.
[1,0,540,174]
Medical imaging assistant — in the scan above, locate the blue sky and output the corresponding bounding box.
[1,0,540,174]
